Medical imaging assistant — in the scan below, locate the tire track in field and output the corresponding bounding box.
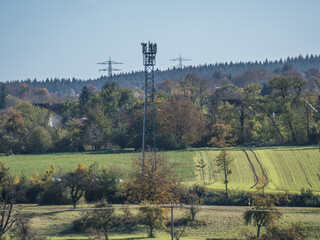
[298,160,312,188]
[289,148,312,189]
[242,149,258,188]
[250,149,268,184]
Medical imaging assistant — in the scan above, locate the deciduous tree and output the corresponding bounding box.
[124,153,179,237]
[62,163,89,209]
[209,124,236,198]
[244,195,282,238]
[0,162,20,238]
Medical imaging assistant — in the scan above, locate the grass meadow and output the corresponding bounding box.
[16,204,320,240]
[0,146,319,193]
[0,146,319,239]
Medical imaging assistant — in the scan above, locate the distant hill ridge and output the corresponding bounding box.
[7,53,320,94]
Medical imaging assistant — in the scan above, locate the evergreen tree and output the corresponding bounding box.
[0,83,8,109]
[79,86,92,106]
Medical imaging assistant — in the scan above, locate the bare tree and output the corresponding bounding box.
[0,162,19,238]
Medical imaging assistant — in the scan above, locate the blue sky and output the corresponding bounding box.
[1,0,320,82]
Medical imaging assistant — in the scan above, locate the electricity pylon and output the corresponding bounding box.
[170,54,191,69]
[97,57,123,78]
[141,42,157,171]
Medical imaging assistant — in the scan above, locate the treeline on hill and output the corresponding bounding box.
[0,62,320,154]
[3,54,320,94]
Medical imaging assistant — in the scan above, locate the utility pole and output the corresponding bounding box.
[171,206,174,240]
[141,42,157,171]
[97,57,123,78]
[170,54,191,69]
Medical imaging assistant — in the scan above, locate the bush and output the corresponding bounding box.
[85,164,125,204]
[261,223,308,240]
[37,181,70,205]
[11,213,48,240]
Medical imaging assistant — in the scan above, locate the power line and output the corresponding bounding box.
[170,54,191,69]
[97,56,123,78]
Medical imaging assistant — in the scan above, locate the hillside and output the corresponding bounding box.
[6,53,320,94]
[194,146,320,193]
[1,146,319,193]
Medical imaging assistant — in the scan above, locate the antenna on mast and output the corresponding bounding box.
[141,42,157,172]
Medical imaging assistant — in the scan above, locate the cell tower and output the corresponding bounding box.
[97,57,123,78]
[170,54,191,69]
[141,42,157,170]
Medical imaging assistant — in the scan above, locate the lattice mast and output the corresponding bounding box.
[141,42,157,170]
[97,57,123,78]
[170,54,191,69]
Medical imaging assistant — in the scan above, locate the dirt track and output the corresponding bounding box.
[242,149,258,188]
[298,161,312,188]
[250,149,268,185]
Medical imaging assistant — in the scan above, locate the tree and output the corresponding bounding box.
[244,195,282,238]
[0,108,26,154]
[196,157,207,185]
[28,126,52,153]
[269,76,307,143]
[101,82,120,118]
[62,163,89,209]
[80,200,131,240]
[83,103,112,150]
[0,162,19,238]
[215,149,233,198]
[14,101,51,131]
[125,153,179,204]
[78,86,92,107]
[29,164,56,203]
[255,174,268,196]
[124,153,179,237]
[138,202,168,238]
[85,163,124,203]
[157,96,205,149]
[0,83,8,109]
[179,73,209,113]
[30,88,51,103]
[209,124,236,198]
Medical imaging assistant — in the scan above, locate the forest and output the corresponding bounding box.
[0,55,320,154]
[3,53,320,94]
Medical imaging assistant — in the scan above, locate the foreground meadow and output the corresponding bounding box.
[14,204,319,240]
[1,146,319,193]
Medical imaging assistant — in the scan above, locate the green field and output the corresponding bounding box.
[0,146,320,193]
[17,204,320,240]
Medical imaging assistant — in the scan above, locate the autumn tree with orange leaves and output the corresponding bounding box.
[124,153,180,237]
[157,96,205,149]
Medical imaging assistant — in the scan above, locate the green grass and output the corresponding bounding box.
[0,146,319,193]
[201,146,320,193]
[13,204,320,240]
